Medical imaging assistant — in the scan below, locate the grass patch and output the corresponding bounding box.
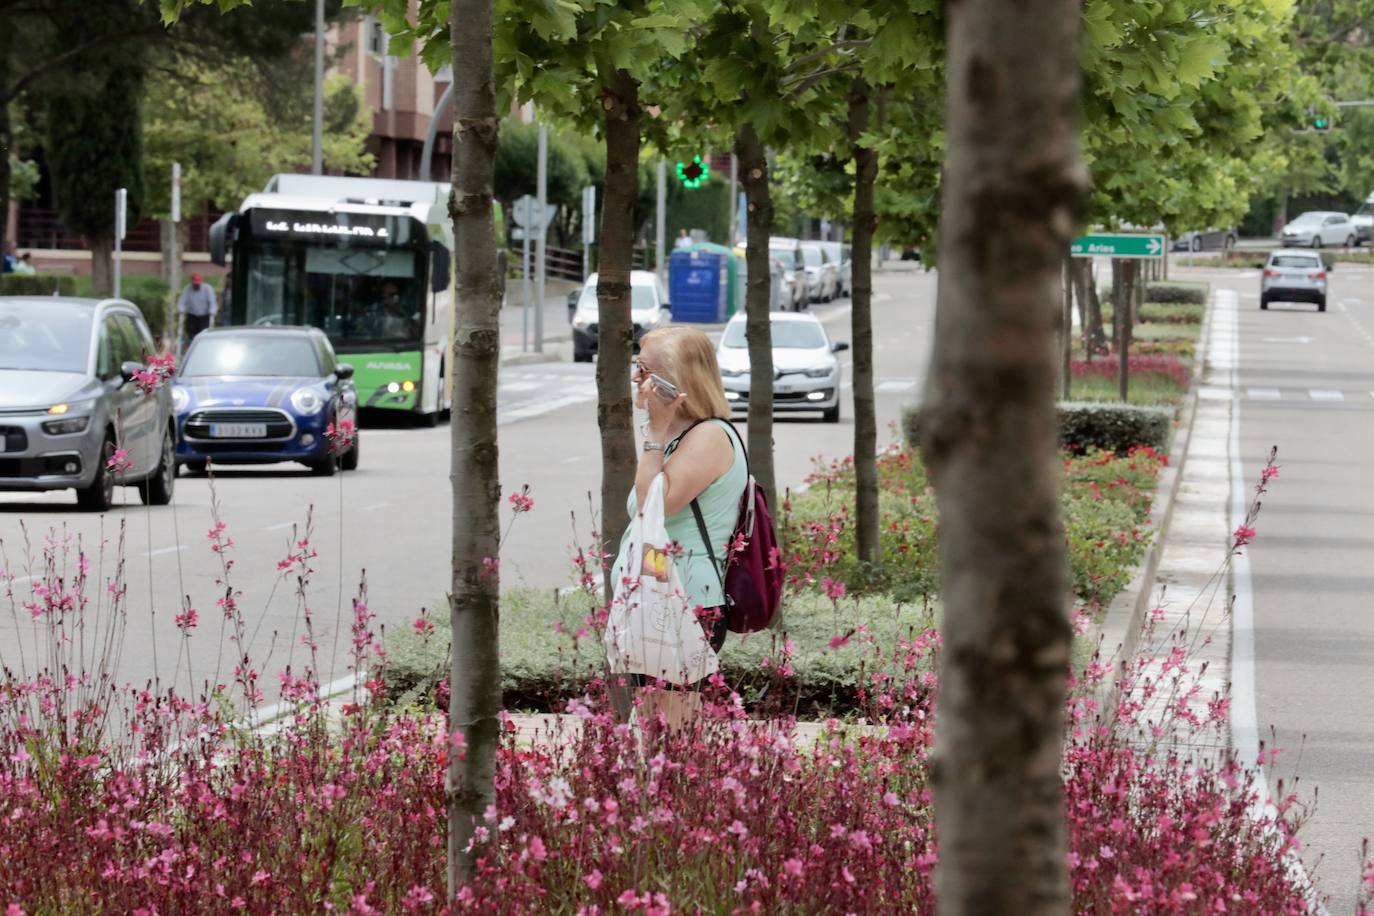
[1065,372,1186,406]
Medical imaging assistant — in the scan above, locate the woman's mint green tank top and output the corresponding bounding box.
[612,418,747,610]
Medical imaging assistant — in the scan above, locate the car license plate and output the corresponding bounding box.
[210,423,267,438]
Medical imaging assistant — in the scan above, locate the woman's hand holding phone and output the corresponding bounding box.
[637,372,686,442]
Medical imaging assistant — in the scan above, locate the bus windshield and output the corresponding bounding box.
[238,238,422,351]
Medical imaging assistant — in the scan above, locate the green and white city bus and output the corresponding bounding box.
[210,174,455,424]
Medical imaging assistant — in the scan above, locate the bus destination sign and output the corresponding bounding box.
[249,209,404,245]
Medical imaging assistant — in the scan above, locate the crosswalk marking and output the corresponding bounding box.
[1309,389,1344,401]
[1198,386,1234,400]
[1247,388,1280,399]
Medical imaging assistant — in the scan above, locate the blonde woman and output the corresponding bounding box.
[609,326,747,725]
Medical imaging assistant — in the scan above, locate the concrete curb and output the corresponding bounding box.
[1091,287,1213,717]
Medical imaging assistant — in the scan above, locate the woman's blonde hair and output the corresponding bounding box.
[640,326,731,421]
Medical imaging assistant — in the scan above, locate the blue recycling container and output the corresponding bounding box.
[668,248,728,323]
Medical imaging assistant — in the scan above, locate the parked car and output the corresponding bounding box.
[767,238,808,310]
[1353,193,1374,243]
[1279,211,1355,249]
[716,311,849,423]
[818,241,853,298]
[0,296,176,510]
[1171,228,1237,252]
[797,242,838,303]
[173,326,359,475]
[569,270,671,363]
[1260,249,1328,312]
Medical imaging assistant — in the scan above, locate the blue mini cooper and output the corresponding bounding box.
[173,327,359,475]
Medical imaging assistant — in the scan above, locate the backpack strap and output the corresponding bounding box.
[689,499,726,601]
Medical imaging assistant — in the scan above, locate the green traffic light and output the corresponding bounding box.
[1315,118,1329,129]
[675,156,710,189]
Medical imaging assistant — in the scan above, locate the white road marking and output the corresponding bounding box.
[1309,389,1344,401]
[875,379,918,394]
[144,545,186,558]
[1198,386,1234,400]
[359,503,389,511]
[1246,388,1280,399]
[1260,336,1314,344]
[560,456,581,465]
[263,521,296,532]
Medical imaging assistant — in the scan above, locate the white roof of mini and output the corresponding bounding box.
[725,310,822,323]
[583,271,660,285]
[1269,248,1325,257]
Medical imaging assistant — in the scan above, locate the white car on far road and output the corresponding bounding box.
[1279,211,1355,249]
[716,311,848,423]
[1260,249,1328,312]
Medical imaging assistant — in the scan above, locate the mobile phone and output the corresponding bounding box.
[648,373,680,402]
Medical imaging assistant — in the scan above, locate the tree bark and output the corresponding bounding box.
[735,123,776,510]
[921,0,1084,910]
[90,232,114,296]
[0,97,11,263]
[1072,259,1104,360]
[847,78,879,565]
[447,0,503,892]
[596,69,640,595]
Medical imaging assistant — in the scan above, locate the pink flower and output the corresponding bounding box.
[107,447,132,474]
[412,616,435,638]
[325,419,355,453]
[783,858,804,878]
[1261,465,1279,482]
[585,869,604,890]
[528,835,547,861]
[481,556,500,579]
[820,577,846,600]
[617,889,642,908]
[508,485,535,514]
[828,631,852,651]
[174,607,199,632]
[1232,525,1257,548]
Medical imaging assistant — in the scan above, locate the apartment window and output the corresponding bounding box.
[366,17,387,58]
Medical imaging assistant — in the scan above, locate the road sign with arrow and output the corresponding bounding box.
[1070,233,1165,259]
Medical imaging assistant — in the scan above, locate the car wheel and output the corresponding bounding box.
[1312,236,1323,249]
[822,402,841,424]
[139,429,176,506]
[341,432,360,471]
[76,436,117,512]
[1191,236,1202,252]
[1260,296,1269,311]
[1347,235,1356,248]
[574,349,593,363]
[1318,297,1327,312]
[310,454,339,476]
[419,410,439,428]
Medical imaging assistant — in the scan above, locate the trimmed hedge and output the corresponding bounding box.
[382,589,938,718]
[902,401,1174,455]
[1145,282,1208,305]
[0,274,77,296]
[1137,302,1204,324]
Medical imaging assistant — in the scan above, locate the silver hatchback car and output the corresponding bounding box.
[1260,250,1327,312]
[0,297,176,510]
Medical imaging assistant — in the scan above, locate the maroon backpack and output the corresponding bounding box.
[688,420,783,633]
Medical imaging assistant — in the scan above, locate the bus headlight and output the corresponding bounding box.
[290,388,325,415]
[401,379,415,393]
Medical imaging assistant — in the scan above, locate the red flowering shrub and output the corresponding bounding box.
[1071,352,1191,388]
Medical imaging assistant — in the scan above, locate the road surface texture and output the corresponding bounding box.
[0,265,936,707]
[1173,256,1374,913]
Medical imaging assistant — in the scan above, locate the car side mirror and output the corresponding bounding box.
[335,363,355,381]
[832,341,850,353]
[567,288,581,322]
[119,361,143,383]
[430,241,452,293]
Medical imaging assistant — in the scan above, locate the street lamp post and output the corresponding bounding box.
[311,0,324,175]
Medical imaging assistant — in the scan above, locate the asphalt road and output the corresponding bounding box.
[1179,258,1374,910]
[0,264,937,699]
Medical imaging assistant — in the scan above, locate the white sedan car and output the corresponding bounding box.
[716,312,848,423]
[1279,211,1356,249]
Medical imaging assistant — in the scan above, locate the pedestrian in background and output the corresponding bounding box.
[674,228,692,250]
[11,253,35,276]
[219,273,233,316]
[1,241,15,273]
[177,272,218,341]
[606,326,746,731]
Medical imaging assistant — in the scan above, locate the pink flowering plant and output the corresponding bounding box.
[0,443,1335,912]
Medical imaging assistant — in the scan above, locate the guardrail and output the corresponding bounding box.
[507,244,653,283]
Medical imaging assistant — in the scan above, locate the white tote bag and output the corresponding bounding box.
[604,474,720,687]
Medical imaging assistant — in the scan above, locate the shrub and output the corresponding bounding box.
[1057,402,1173,454]
[1145,281,1208,305]
[1139,302,1204,324]
[905,403,1174,454]
[1071,352,1190,388]
[0,273,77,296]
